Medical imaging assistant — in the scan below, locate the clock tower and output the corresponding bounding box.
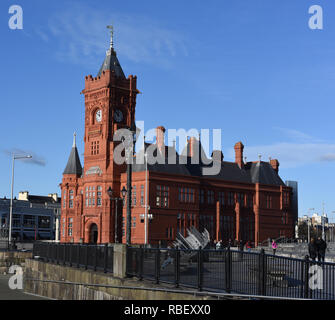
[60,28,139,244]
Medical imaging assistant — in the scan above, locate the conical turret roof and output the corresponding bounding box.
[63,133,82,176]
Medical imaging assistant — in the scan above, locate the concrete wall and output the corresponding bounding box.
[23,259,214,300]
[0,251,32,274]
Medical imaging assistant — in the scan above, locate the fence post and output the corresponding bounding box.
[77,245,80,268]
[94,245,98,271]
[85,244,88,270]
[155,249,160,284]
[69,244,73,267]
[51,243,54,263]
[139,247,144,281]
[175,247,180,288]
[225,247,232,293]
[62,244,66,266]
[45,243,49,262]
[258,248,266,296]
[304,255,310,299]
[53,243,56,263]
[56,244,59,265]
[104,244,108,273]
[197,246,203,291]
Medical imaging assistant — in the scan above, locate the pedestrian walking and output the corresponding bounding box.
[227,238,232,249]
[272,239,277,255]
[308,238,317,262]
[315,236,327,262]
[245,241,251,252]
[238,240,244,261]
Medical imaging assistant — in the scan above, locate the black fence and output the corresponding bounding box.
[126,247,335,300]
[33,242,114,274]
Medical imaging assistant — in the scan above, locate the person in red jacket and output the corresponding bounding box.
[272,240,278,255]
[245,241,251,252]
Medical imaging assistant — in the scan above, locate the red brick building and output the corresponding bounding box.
[60,34,295,246]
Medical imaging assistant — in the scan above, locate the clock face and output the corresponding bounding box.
[114,109,124,123]
[95,109,102,122]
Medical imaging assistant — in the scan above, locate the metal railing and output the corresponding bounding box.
[33,242,114,274]
[126,247,335,300]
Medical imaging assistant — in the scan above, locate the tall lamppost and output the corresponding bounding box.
[307,208,314,243]
[9,154,32,248]
[107,186,126,243]
[124,126,136,246]
[331,212,335,242]
[144,151,149,245]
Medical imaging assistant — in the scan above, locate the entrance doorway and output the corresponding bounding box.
[89,224,98,243]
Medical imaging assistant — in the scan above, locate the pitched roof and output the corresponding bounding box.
[132,141,285,187]
[97,48,125,78]
[27,195,61,204]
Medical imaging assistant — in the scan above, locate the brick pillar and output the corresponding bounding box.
[216,201,220,241]
[235,202,240,241]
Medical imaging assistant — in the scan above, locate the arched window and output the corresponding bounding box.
[69,190,74,208]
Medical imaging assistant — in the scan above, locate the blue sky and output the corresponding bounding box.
[1,0,335,220]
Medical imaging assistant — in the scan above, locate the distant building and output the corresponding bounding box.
[0,192,61,241]
[285,181,298,227]
[311,213,328,226]
[298,213,328,226]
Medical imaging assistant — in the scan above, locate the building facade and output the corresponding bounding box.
[0,192,60,241]
[60,32,295,246]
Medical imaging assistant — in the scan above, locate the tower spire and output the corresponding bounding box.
[107,25,114,49]
[97,26,125,78]
[73,132,76,148]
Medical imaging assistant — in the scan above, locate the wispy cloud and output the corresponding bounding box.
[34,28,49,43]
[273,127,324,143]
[227,129,335,168]
[3,149,46,166]
[35,3,189,69]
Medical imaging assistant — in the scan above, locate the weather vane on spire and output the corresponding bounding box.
[73,132,77,148]
[107,25,114,49]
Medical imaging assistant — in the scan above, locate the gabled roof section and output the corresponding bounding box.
[63,133,83,176]
[246,161,285,186]
[27,195,61,204]
[131,142,286,187]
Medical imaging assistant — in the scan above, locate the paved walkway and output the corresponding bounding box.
[0,275,48,300]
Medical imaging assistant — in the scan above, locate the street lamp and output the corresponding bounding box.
[124,126,136,246]
[144,151,149,245]
[120,186,128,243]
[9,154,32,249]
[121,186,127,199]
[107,187,123,244]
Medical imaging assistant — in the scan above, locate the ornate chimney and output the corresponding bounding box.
[187,137,199,158]
[156,126,166,154]
[270,159,279,173]
[234,142,244,169]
